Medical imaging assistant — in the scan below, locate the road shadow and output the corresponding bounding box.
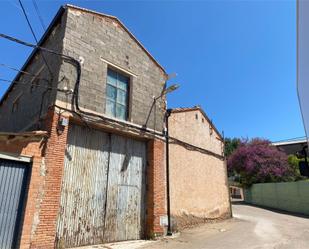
[231,200,309,219]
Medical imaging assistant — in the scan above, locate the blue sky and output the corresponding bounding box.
[0,0,303,141]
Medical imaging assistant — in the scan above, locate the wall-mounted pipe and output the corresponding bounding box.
[165,108,172,235]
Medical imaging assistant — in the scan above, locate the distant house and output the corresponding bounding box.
[168,106,231,229]
[272,138,307,155]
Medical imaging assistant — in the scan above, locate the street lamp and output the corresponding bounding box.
[161,83,179,236]
[153,81,179,236]
[154,84,179,101]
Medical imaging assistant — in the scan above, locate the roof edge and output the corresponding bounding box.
[170,106,223,141]
[0,4,168,106]
[272,139,307,146]
[65,4,167,75]
[0,5,66,106]
[0,130,48,137]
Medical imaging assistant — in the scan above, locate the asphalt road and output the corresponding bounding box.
[140,204,309,249]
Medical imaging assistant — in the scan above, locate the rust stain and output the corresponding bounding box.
[55,125,146,248]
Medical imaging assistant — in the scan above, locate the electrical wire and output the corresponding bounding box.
[0,78,72,93]
[0,33,38,48]
[0,33,223,160]
[0,33,93,129]
[0,34,81,94]
[31,0,46,31]
[0,34,76,62]
[169,136,224,160]
[0,33,80,96]
[0,62,48,81]
[18,0,38,41]
[0,35,162,139]
[18,0,53,78]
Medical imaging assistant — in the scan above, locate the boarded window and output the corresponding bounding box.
[106,68,129,120]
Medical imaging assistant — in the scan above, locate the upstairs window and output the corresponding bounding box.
[106,68,129,120]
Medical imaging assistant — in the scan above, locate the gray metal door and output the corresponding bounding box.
[56,125,146,248]
[0,159,29,249]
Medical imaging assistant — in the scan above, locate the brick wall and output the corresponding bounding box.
[29,108,68,249]
[0,108,68,249]
[0,109,167,247]
[146,139,166,237]
[0,137,44,249]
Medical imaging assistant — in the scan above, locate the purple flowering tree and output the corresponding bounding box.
[227,138,293,187]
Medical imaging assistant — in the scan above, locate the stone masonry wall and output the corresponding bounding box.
[57,7,166,131]
[0,12,67,132]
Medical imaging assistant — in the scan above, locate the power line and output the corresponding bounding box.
[0,33,223,159]
[0,33,103,133]
[18,0,39,45]
[32,0,46,31]
[0,33,80,93]
[0,77,72,93]
[18,0,53,78]
[0,33,37,48]
[169,136,224,160]
[0,33,76,62]
[0,33,165,140]
[0,62,48,81]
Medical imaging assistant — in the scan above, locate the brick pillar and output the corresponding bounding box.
[30,107,69,249]
[146,139,166,238]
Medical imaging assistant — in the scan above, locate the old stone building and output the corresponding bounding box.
[168,107,231,229]
[0,4,232,249]
[0,5,167,249]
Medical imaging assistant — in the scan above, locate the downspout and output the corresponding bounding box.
[223,134,233,218]
[165,108,172,235]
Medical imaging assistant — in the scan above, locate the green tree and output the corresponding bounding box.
[224,137,241,158]
[287,154,307,180]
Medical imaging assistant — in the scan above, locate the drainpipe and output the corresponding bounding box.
[165,108,172,236]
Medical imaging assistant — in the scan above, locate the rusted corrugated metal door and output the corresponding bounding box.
[103,134,146,242]
[56,125,110,247]
[56,125,146,248]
